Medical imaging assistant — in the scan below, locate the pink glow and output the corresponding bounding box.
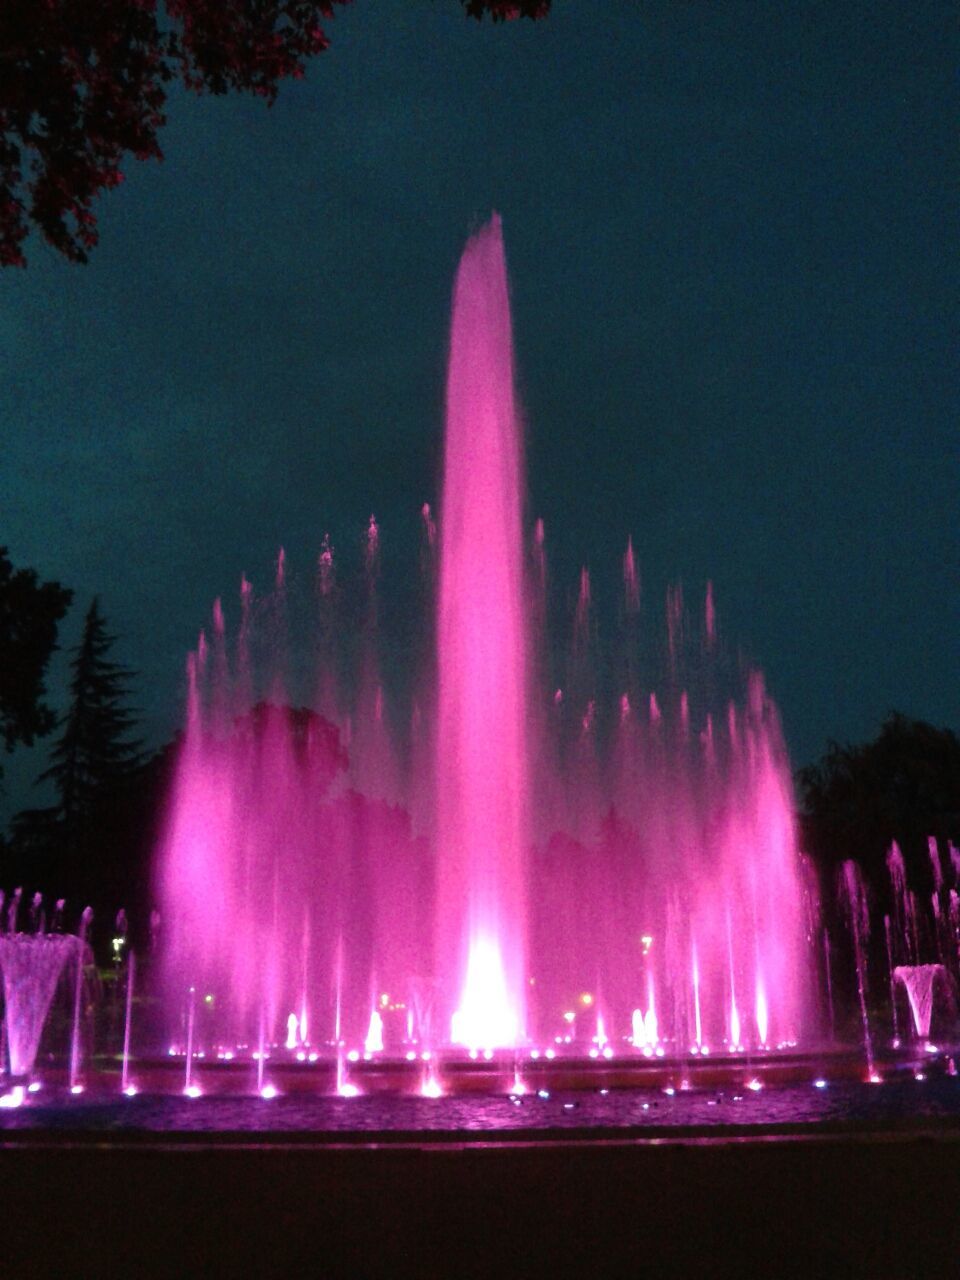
[756,978,769,1047]
[420,1073,444,1099]
[364,1008,384,1054]
[704,581,716,646]
[623,538,639,614]
[421,502,437,549]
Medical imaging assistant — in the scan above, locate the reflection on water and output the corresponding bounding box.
[3,1077,960,1136]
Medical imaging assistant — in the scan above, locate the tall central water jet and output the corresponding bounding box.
[436,215,528,1047]
[155,214,816,1061]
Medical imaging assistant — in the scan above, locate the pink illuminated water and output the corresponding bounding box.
[436,216,528,1047]
[156,216,813,1059]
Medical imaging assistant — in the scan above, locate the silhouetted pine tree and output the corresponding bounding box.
[38,599,143,859]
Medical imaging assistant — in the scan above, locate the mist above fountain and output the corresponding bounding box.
[156,215,814,1062]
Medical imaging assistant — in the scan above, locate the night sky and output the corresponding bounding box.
[1,0,956,818]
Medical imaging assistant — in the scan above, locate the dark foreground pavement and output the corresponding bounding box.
[3,1127,959,1279]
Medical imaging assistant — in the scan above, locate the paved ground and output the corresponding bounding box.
[3,1127,959,1278]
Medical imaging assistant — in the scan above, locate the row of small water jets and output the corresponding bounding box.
[833,839,960,1079]
[1,839,958,1105]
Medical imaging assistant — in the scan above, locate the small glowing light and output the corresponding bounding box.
[588,1047,599,1059]
[308,1052,319,1063]
[663,1086,675,1097]
[746,1079,762,1092]
[924,1043,939,1054]
[347,1050,360,1063]
[338,1083,361,1098]
[380,992,390,1008]
[482,1049,494,1061]
[468,1049,478,1060]
[914,1072,926,1082]
[640,935,653,955]
[529,1049,540,1060]
[260,1084,278,1099]
[869,1073,882,1084]
[0,1086,26,1109]
[223,1050,234,1061]
[184,1085,202,1098]
[27,1081,41,1094]
[563,1102,576,1110]
[700,1045,711,1056]
[405,1050,417,1061]
[580,993,594,1007]
[537,1089,550,1099]
[124,1085,138,1097]
[655,1047,665,1058]
[70,1084,84,1096]
[544,1048,556,1060]
[642,1102,650,1111]
[420,1077,443,1099]
[167,1046,177,1057]
[813,1079,828,1089]
[690,1045,700,1056]
[284,1014,299,1051]
[680,1079,691,1092]
[296,1051,306,1062]
[599,1088,609,1096]
[203,994,214,1006]
[602,1046,614,1060]
[563,1011,576,1024]
[421,1051,432,1061]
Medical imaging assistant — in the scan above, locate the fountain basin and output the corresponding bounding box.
[15,1045,943,1100]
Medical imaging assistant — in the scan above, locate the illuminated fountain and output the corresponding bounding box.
[894,965,947,1041]
[0,893,93,1087]
[0,934,81,1078]
[152,215,817,1091]
[436,217,529,1050]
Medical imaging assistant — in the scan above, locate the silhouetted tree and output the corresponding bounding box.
[0,547,72,784]
[461,2,550,17]
[37,598,143,856]
[1,0,551,267]
[797,714,960,894]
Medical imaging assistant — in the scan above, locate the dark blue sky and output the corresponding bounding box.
[1,0,956,815]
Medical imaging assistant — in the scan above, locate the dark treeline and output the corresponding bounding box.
[2,548,960,953]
